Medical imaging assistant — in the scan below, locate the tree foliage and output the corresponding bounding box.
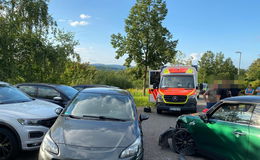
[246,58,260,81]
[0,0,96,85]
[198,51,237,83]
[111,0,177,95]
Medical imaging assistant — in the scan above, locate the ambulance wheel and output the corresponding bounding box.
[157,109,162,114]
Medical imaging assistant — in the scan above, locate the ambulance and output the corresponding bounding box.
[148,66,198,114]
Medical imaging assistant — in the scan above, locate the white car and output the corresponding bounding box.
[0,82,62,160]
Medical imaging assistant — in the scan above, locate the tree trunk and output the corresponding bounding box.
[143,65,148,96]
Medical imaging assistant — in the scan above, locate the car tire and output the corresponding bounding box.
[0,128,19,160]
[157,109,162,114]
[171,128,196,156]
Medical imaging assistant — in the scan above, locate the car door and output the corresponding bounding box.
[37,86,63,106]
[192,102,253,160]
[247,104,260,160]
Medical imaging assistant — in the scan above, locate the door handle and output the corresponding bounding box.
[233,131,246,137]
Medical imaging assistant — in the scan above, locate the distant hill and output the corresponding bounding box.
[91,64,126,71]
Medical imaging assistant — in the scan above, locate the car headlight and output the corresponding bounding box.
[17,119,40,126]
[120,136,142,159]
[156,94,163,102]
[42,131,59,155]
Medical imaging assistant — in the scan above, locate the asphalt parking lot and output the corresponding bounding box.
[16,99,208,160]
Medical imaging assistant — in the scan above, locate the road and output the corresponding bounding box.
[16,99,208,160]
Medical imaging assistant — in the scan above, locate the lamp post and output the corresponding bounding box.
[236,51,242,75]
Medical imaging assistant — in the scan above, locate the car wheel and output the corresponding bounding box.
[172,128,196,156]
[0,128,19,160]
[157,109,162,114]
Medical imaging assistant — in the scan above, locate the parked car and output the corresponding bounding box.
[39,87,149,160]
[16,83,78,107]
[0,81,61,160]
[159,96,260,160]
[73,84,119,91]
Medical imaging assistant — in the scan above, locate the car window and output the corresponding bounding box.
[38,86,60,100]
[65,93,135,121]
[251,104,260,126]
[55,85,78,99]
[210,103,254,124]
[160,75,194,88]
[0,86,32,104]
[18,85,37,97]
[73,86,84,91]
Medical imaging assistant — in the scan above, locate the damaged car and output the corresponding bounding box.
[159,96,260,160]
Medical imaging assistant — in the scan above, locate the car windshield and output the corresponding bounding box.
[56,85,78,99]
[0,85,32,104]
[160,75,194,88]
[64,93,135,121]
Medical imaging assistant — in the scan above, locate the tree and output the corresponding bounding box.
[246,58,260,81]
[0,0,80,84]
[198,51,237,83]
[171,51,193,65]
[198,51,214,83]
[111,0,177,95]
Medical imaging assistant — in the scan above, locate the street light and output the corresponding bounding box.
[235,51,242,75]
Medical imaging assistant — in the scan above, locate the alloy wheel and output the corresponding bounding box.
[172,129,195,156]
[0,133,12,159]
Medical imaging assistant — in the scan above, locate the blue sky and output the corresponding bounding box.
[49,0,260,69]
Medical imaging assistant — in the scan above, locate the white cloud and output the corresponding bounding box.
[69,21,89,27]
[189,53,201,61]
[187,52,203,65]
[80,14,91,19]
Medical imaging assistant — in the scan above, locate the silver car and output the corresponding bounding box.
[0,82,61,160]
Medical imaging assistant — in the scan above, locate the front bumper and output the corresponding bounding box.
[19,125,49,150]
[38,143,144,160]
[156,98,197,112]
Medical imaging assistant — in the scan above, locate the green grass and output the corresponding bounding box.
[128,89,155,107]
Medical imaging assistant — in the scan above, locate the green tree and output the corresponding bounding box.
[246,58,260,81]
[111,0,177,95]
[198,51,237,83]
[171,51,194,65]
[0,0,80,84]
[61,61,97,85]
[198,51,214,83]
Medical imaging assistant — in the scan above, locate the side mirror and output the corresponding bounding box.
[53,96,62,101]
[139,114,149,122]
[199,113,208,123]
[55,108,63,115]
[196,86,198,89]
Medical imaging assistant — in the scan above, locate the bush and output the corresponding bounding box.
[128,89,155,107]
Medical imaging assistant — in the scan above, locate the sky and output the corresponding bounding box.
[49,0,260,69]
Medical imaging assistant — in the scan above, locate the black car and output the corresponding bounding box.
[39,88,149,160]
[73,84,119,91]
[16,83,78,107]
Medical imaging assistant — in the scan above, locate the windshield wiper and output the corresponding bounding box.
[62,114,83,119]
[82,115,128,121]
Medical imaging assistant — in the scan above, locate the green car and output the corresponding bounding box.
[159,96,260,160]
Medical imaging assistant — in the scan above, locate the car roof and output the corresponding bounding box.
[16,83,67,88]
[73,84,119,88]
[81,87,130,96]
[0,81,10,86]
[223,96,260,104]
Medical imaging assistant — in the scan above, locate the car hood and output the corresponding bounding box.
[0,99,60,119]
[51,117,138,148]
[159,88,196,96]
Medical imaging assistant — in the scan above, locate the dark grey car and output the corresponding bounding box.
[39,88,149,160]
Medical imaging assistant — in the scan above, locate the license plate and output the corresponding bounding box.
[169,107,181,111]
